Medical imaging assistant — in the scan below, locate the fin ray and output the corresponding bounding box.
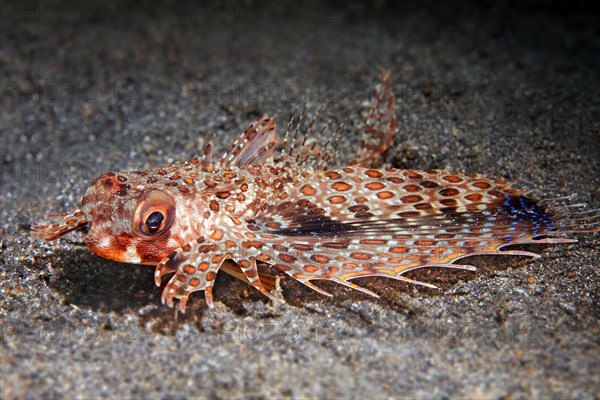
[350,69,397,167]
[221,115,277,167]
[32,209,87,240]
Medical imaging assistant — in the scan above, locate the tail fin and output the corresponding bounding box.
[536,198,600,241]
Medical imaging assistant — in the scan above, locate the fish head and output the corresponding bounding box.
[32,169,203,265]
[79,171,202,265]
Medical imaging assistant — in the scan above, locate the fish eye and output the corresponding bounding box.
[133,190,175,237]
[145,211,164,231]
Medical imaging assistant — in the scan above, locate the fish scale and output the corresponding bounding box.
[32,70,598,312]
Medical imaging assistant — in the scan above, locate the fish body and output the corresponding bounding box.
[32,71,596,312]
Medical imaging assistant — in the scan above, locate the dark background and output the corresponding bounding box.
[1,1,599,398]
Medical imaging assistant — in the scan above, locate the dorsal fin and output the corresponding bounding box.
[350,69,397,167]
[279,104,344,169]
[220,115,277,167]
[200,134,215,168]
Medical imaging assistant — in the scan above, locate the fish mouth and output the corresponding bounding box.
[84,228,142,264]
[86,240,159,265]
[87,242,130,263]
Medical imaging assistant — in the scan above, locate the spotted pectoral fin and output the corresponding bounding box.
[236,257,283,304]
[266,237,479,299]
[266,242,383,298]
[350,69,396,167]
[31,209,87,240]
[154,239,230,311]
[221,115,277,167]
[255,189,581,297]
[220,260,278,293]
[154,230,280,312]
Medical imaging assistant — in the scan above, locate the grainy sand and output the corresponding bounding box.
[1,1,598,398]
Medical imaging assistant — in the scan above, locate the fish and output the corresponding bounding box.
[32,70,598,312]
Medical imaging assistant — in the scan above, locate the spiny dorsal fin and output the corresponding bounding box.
[220,115,277,167]
[279,104,344,169]
[199,134,216,168]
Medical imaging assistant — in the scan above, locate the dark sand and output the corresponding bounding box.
[1,1,599,398]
